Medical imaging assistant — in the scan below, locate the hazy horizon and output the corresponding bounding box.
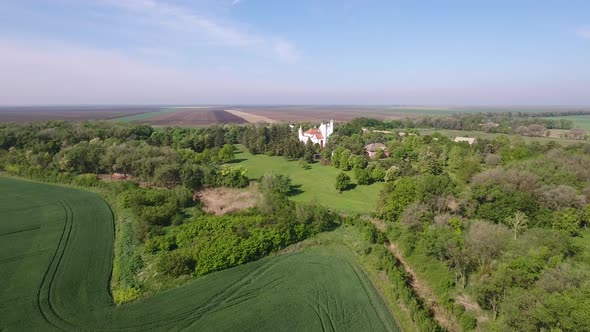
[1,0,589,105]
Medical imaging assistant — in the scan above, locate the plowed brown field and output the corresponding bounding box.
[241,106,410,122]
[145,108,248,126]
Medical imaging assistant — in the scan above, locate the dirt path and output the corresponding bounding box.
[363,216,389,232]
[364,218,458,331]
[386,242,459,332]
[456,294,489,323]
[225,109,277,123]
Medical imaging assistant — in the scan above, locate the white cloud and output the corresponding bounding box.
[231,0,241,6]
[98,0,300,61]
[577,27,590,39]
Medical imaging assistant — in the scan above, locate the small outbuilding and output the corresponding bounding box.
[364,143,388,159]
[454,137,477,145]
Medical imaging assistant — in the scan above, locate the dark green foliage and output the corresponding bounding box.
[460,313,477,331]
[368,164,386,182]
[218,165,249,188]
[258,172,292,196]
[172,207,338,275]
[115,221,143,290]
[73,173,99,187]
[335,172,351,192]
[303,139,316,163]
[376,177,417,221]
[157,251,196,277]
[145,235,177,253]
[218,143,235,163]
[353,167,371,185]
[0,121,248,191]
[122,187,193,240]
[552,208,583,236]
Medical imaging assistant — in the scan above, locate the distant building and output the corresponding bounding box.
[454,136,477,145]
[364,143,388,159]
[298,120,334,149]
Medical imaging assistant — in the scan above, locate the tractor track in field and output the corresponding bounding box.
[32,194,287,332]
[0,249,53,265]
[2,177,399,331]
[347,259,392,332]
[37,200,76,330]
[0,225,40,236]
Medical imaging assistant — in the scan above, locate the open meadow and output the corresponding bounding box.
[544,115,590,130]
[234,146,383,214]
[0,177,398,331]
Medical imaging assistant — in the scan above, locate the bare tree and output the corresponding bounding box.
[465,221,511,268]
[505,211,529,240]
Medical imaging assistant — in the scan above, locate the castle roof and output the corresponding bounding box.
[303,128,324,139]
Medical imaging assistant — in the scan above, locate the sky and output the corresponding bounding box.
[0,0,589,106]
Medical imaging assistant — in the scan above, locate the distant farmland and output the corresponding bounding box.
[0,177,398,331]
[0,106,159,122]
[141,108,249,126]
[3,105,589,126]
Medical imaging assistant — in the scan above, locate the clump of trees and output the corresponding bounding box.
[143,170,338,277]
[368,133,590,330]
[0,121,250,189]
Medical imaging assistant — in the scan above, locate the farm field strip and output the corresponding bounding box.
[0,106,159,123]
[0,177,398,331]
[225,109,277,123]
[128,108,250,126]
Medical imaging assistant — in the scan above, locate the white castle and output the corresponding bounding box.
[298,120,334,149]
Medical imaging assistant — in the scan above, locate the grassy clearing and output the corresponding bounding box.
[419,128,583,146]
[544,115,590,130]
[0,177,398,331]
[235,146,383,214]
[196,186,261,215]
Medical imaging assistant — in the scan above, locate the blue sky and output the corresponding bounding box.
[1,0,589,105]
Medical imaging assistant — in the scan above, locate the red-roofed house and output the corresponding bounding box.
[298,120,334,149]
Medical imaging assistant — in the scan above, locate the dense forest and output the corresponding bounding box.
[1,117,589,331]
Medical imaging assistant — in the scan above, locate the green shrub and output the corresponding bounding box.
[157,251,196,277]
[145,236,177,253]
[113,287,140,305]
[460,312,477,331]
[73,173,99,187]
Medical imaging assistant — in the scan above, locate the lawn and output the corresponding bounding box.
[235,146,383,214]
[0,177,398,331]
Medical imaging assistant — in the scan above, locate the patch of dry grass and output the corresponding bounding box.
[196,186,261,215]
